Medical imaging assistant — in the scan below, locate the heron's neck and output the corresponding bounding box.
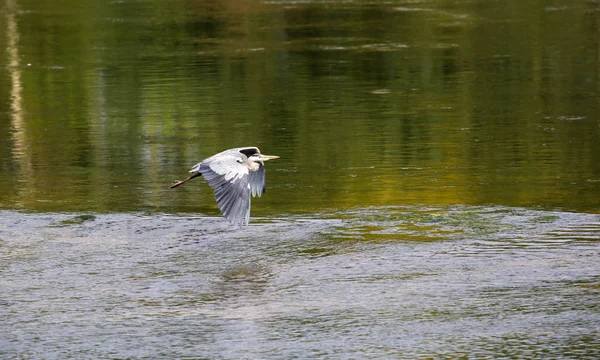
[247,160,261,172]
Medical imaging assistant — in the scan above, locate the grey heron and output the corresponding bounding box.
[169,147,279,226]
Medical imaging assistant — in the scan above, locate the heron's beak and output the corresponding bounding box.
[258,154,279,161]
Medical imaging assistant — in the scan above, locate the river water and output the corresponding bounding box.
[1,0,599,358]
[1,208,599,358]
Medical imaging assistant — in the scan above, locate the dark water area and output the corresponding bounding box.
[0,0,599,214]
[1,0,600,358]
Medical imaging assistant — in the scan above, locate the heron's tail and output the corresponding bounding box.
[169,172,202,189]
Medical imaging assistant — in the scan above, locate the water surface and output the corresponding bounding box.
[1,0,600,358]
[1,208,599,358]
[0,0,598,213]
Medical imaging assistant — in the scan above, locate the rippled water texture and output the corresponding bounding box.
[1,208,599,358]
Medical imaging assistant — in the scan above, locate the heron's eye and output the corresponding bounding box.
[236,159,242,164]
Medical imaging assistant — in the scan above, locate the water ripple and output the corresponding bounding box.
[1,207,598,358]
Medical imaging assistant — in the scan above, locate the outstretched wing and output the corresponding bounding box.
[248,163,266,197]
[192,152,252,226]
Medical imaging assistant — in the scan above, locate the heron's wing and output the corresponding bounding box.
[248,163,266,197]
[195,154,252,226]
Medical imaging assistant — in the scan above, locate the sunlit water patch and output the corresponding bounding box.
[0,207,599,358]
[337,206,600,244]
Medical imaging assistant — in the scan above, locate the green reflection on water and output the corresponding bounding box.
[0,0,599,214]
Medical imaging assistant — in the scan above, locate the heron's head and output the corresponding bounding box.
[249,153,279,163]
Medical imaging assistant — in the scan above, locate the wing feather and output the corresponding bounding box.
[248,164,266,197]
[195,153,252,227]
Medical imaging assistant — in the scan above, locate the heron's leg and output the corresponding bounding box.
[169,172,202,189]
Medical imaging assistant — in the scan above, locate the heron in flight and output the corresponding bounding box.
[169,147,279,226]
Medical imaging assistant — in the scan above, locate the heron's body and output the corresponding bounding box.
[169,147,279,226]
